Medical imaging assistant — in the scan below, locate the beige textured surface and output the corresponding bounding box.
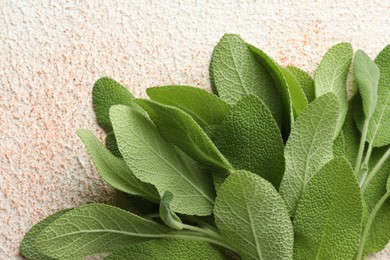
[1,1,390,259]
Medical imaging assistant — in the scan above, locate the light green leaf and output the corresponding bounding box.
[366,45,390,147]
[280,93,340,216]
[92,77,143,132]
[105,239,226,260]
[136,99,232,171]
[20,209,71,260]
[146,86,231,127]
[77,129,159,202]
[342,102,361,168]
[353,50,380,119]
[293,157,363,260]
[105,131,122,157]
[110,105,215,216]
[246,44,294,133]
[314,43,352,135]
[159,191,183,230]
[281,67,308,116]
[210,95,285,188]
[210,34,283,127]
[214,170,294,260]
[37,204,169,259]
[361,146,390,255]
[286,66,315,103]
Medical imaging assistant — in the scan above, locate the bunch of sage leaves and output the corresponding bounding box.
[20,34,390,260]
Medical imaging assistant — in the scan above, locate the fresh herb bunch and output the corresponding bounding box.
[20,34,390,260]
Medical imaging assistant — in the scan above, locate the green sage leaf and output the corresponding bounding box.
[37,204,169,259]
[210,95,285,188]
[146,85,231,127]
[20,209,71,260]
[159,191,183,230]
[210,34,283,127]
[214,170,294,260]
[314,43,352,135]
[293,157,363,260]
[110,105,215,216]
[136,99,232,171]
[105,239,226,260]
[105,131,122,158]
[77,129,159,202]
[286,66,315,103]
[281,67,308,116]
[280,93,339,216]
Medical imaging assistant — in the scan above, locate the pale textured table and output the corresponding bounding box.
[1,1,390,259]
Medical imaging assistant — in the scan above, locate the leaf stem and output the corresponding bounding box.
[356,191,390,260]
[185,216,219,233]
[181,223,223,240]
[355,119,370,177]
[362,147,390,194]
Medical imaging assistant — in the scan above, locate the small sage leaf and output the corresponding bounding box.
[159,191,183,230]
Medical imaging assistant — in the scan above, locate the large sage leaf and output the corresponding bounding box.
[366,45,390,147]
[214,170,293,260]
[210,34,283,127]
[354,50,380,120]
[286,66,315,103]
[110,105,215,216]
[210,95,285,188]
[37,204,169,259]
[92,77,143,132]
[105,131,122,158]
[106,239,226,260]
[279,93,339,216]
[146,85,231,127]
[136,99,232,171]
[293,157,363,260]
[77,129,159,202]
[20,209,71,260]
[361,146,390,255]
[314,43,352,135]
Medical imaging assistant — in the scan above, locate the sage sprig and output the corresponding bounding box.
[21,35,389,260]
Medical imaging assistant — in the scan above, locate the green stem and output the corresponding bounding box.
[181,223,223,240]
[355,119,370,176]
[185,216,219,233]
[362,147,390,195]
[356,191,390,260]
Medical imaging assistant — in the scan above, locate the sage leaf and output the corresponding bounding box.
[210,95,285,188]
[342,102,361,168]
[333,131,346,157]
[366,45,390,147]
[136,99,233,171]
[314,43,352,135]
[214,170,294,260]
[246,44,294,132]
[159,191,183,230]
[354,50,380,120]
[105,131,122,157]
[293,157,363,260]
[281,67,308,116]
[286,66,315,103]
[92,77,144,132]
[20,209,71,260]
[146,85,231,127]
[37,204,169,259]
[361,146,390,255]
[210,34,283,127]
[280,93,340,216]
[77,129,159,202]
[105,239,226,260]
[110,105,215,216]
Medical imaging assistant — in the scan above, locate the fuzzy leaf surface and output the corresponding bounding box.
[279,93,339,216]
[314,43,352,135]
[37,204,169,259]
[293,157,363,260]
[214,170,293,260]
[286,66,315,103]
[210,95,285,188]
[110,105,215,216]
[146,86,231,127]
[136,99,232,171]
[210,34,283,127]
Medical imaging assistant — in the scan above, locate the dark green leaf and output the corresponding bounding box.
[105,131,122,157]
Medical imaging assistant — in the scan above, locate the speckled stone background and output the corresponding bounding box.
[1,1,390,259]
